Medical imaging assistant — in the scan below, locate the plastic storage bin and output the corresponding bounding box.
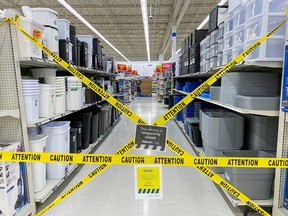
[186,118,202,147]
[224,14,233,34]
[43,26,59,61]
[223,31,233,50]
[210,29,218,45]
[71,122,82,153]
[210,43,217,58]
[210,86,221,101]
[70,128,77,153]
[232,44,244,59]
[217,53,223,67]
[59,39,70,63]
[77,35,94,53]
[222,48,232,65]
[31,68,57,79]
[41,121,70,179]
[244,115,279,150]
[217,38,224,54]
[223,150,275,200]
[57,19,70,40]
[28,134,47,192]
[200,110,244,149]
[90,113,99,144]
[228,0,244,14]
[233,5,246,28]
[233,25,245,46]
[209,57,217,69]
[218,22,224,39]
[220,72,281,104]
[39,84,55,118]
[16,16,44,59]
[234,95,280,110]
[81,112,92,149]
[28,7,58,28]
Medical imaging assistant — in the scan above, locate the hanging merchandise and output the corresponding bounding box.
[41,121,70,179]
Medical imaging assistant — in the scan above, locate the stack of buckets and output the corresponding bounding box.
[45,77,66,114]
[22,79,40,122]
[66,77,83,110]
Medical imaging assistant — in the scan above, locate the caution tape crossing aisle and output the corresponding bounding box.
[1,11,287,216]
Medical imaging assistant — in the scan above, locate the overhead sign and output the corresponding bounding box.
[134,165,162,199]
[162,62,172,72]
[135,125,167,151]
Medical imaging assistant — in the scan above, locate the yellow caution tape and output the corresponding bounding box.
[0,151,287,168]
[6,16,144,126]
[153,16,288,126]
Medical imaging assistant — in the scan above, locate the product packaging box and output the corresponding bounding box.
[140,78,152,95]
[0,142,26,216]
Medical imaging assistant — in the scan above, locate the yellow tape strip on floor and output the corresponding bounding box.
[0,151,287,168]
[4,14,287,215]
[153,16,288,126]
[6,15,145,126]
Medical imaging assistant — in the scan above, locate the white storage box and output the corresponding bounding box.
[210,43,217,58]
[232,5,246,29]
[43,26,59,60]
[57,19,70,40]
[228,0,245,14]
[28,7,58,28]
[41,121,70,179]
[200,51,206,62]
[217,38,224,54]
[217,53,223,67]
[210,57,217,69]
[0,142,26,216]
[28,134,47,192]
[200,37,208,52]
[224,14,233,34]
[232,44,244,59]
[39,84,55,117]
[218,22,224,39]
[223,31,233,50]
[233,25,245,46]
[246,0,288,21]
[77,35,94,53]
[16,16,44,59]
[244,37,285,61]
[222,48,232,65]
[210,29,218,45]
[206,35,211,48]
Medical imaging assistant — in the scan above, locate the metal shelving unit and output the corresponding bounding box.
[175,60,283,79]
[34,117,121,203]
[173,89,280,117]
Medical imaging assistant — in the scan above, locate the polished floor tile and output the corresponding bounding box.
[38,97,245,216]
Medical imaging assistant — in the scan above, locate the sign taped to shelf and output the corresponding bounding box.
[5,15,145,127]
[2,151,288,168]
[153,15,288,126]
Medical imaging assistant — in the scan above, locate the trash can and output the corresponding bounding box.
[70,128,77,153]
[71,122,82,153]
[81,112,92,149]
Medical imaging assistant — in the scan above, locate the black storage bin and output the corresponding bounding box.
[70,128,77,153]
[209,5,228,32]
[70,25,77,65]
[169,95,174,109]
[59,39,70,63]
[81,112,92,149]
[80,41,88,67]
[76,39,82,66]
[190,44,200,56]
[71,122,82,153]
[192,30,209,45]
[93,38,100,54]
[90,106,101,143]
[92,54,98,69]
[188,123,202,147]
[98,112,104,136]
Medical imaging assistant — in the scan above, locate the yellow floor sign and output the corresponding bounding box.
[135,165,162,199]
[1,10,287,216]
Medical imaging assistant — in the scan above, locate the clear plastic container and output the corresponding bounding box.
[77,35,94,53]
[210,57,217,69]
[217,38,224,54]
[233,5,246,29]
[244,37,285,61]
[200,37,208,52]
[228,0,245,14]
[210,29,218,45]
[210,43,218,58]
[232,44,244,59]
[223,49,232,65]
[246,0,288,21]
[200,51,206,62]
[233,25,245,46]
[245,14,286,41]
[57,19,70,40]
[205,48,210,60]
[206,35,211,48]
[224,31,233,50]
[224,14,234,34]
[217,53,223,67]
[218,22,224,39]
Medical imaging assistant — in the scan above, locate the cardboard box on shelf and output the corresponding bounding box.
[0,142,26,216]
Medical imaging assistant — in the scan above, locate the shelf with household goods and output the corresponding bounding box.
[27,101,104,127]
[173,89,279,117]
[19,57,116,77]
[174,60,283,79]
[173,119,274,213]
[34,117,121,203]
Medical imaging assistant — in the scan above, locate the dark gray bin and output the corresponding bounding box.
[245,115,279,150]
[185,118,202,147]
[222,150,275,200]
[210,86,221,101]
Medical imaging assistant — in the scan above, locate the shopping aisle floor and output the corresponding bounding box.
[38,97,244,216]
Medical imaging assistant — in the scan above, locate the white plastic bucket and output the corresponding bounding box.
[39,84,55,117]
[28,7,59,28]
[31,68,57,79]
[23,92,40,123]
[41,121,70,179]
[28,134,47,192]
[66,87,82,110]
[55,94,66,114]
[16,16,44,59]
[43,26,59,60]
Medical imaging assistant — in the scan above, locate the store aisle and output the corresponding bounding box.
[38,97,242,216]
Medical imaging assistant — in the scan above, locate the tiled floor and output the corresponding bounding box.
[38,96,245,216]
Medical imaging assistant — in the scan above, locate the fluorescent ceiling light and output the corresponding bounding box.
[140,0,151,62]
[0,9,3,13]
[57,0,130,62]
[196,0,228,30]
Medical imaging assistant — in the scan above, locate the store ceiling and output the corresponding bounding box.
[1,0,220,61]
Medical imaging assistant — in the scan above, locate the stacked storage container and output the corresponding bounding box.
[200,110,244,173]
[77,35,94,69]
[223,14,234,65]
[232,5,246,59]
[244,0,288,61]
[58,19,71,63]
